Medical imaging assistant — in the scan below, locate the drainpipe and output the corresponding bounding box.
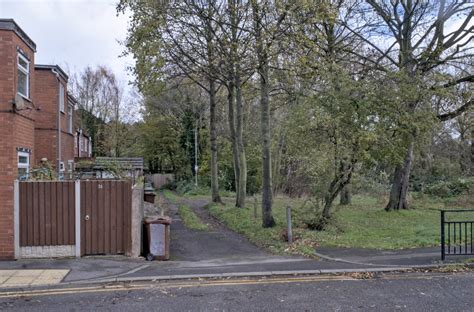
[51,68,61,177]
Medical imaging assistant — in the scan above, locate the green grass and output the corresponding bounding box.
[178,204,209,231]
[163,189,179,203]
[204,193,474,257]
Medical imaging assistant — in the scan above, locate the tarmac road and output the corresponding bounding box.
[1,271,473,312]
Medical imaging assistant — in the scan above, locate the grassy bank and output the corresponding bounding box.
[178,204,209,231]
[203,193,473,257]
[162,189,179,203]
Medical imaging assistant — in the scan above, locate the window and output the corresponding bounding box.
[59,161,65,172]
[59,84,65,112]
[67,160,74,172]
[18,151,30,180]
[67,104,73,133]
[17,54,29,98]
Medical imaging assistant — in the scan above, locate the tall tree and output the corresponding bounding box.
[219,0,252,207]
[250,0,290,227]
[72,66,123,156]
[343,0,473,210]
[118,0,224,202]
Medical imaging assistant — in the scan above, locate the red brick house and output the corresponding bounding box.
[0,19,94,259]
[34,64,78,176]
[0,19,37,259]
[74,117,92,158]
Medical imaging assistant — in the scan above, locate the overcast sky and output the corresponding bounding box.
[1,0,134,90]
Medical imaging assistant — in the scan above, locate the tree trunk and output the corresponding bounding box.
[252,1,275,227]
[260,61,274,227]
[229,0,246,208]
[235,74,247,208]
[340,185,351,205]
[209,77,222,203]
[471,128,474,175]
[339,160,351,205]
[272,130,285,196]
[227,81,241,205]
[322,163,354,221]
[321,154,356,221]
[385,142,414,211]
[459,128,469,175]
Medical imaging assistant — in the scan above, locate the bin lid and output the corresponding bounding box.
[144,215,172,225]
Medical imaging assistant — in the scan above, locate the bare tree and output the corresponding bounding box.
[72,66,122,156]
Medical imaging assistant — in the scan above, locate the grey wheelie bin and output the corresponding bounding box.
[144,216,171,261]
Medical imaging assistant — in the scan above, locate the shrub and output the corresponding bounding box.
[425,178,473,198]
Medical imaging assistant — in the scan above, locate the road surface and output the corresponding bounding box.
[0,271,472,311]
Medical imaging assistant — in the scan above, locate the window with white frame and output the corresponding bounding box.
[67,160,74,172]
[59,83,65,112]
[18,151,30,180]
[17,54,29,98]
[59,161,65,172]
[67,104,73,133]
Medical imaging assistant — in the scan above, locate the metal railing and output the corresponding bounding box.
[441,209,474,261]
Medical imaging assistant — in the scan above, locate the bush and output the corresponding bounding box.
[425,178,473,198]
[292,198,342,231]
[175,180,197,194]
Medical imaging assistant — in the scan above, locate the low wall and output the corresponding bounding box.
[19,245,76,259]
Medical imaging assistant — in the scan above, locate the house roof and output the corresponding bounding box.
[75,157,144,171]
[0,19,36,52]
[35,64,69,82]
[67,93,78,106]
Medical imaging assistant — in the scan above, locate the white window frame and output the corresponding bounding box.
[67,160,74,172]
[59,161,65,172]
[17,53,29,99]
[67,104,73,133]
[17,151,30,180]
[59,84,65,113]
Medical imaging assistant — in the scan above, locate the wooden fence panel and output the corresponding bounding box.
[19,181,75,247]
[19,180,132,256]
[148,174,174,189]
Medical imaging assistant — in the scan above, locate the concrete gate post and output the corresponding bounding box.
[130,184,144,257]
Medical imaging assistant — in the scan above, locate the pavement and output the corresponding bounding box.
[0,193,472,290]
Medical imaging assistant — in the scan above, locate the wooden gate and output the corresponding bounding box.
[80,180,132,256]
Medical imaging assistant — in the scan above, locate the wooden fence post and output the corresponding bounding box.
[253,196,258,221]
[75,180,81,258]
[286,206,293,243]
[14,180,20,259]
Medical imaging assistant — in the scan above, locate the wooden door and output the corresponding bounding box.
[80,180,132,255]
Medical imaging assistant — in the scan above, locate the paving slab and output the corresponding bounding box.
[0,270,69,288]
[0,257,145,282]
[315,247,473,266]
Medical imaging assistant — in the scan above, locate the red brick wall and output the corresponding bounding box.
[0,30,15,111]
[62,132,75,163]
[0,28,35,259]
[33,70,57,129]
[34,70,75,169]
